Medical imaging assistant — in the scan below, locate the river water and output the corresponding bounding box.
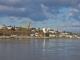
[0,38,80,60]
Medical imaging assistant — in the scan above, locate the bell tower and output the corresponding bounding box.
[27,21,30,36]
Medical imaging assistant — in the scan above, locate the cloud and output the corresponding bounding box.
[19,20,28,24]
[71,23,80,27]
[0,0,47,21]
[0,0,20,3]
[9,16,15,20]
[40,0,80,21]
[39,0,80,8]
[68,8,80,20]
[0,0,80,21]
[0,5,27,17]
[59,24,66,27]
[18,18,35,24]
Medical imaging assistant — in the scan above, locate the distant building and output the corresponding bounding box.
[43,28,50,33]
[30,33,35,36]
[7,26,12,30]
[49,34,55,37]
[15,27,19,30]
[49,30,55,33]
[0,25,5,29]
[43,28,46,33]
[35,33,39,36]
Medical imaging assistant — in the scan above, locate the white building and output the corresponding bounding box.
[43,28,50,33]
[49,30,55,33]
[35,33,39,36]
[47,28,50,31]
[7,26,12,30]
[0,25,5,29]
[49,34,55,37]
[43,28,46,33]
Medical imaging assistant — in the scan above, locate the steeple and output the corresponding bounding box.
[28,21,30,29]
[26,21,30,29]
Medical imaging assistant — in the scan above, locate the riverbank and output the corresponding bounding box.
[0,36,52,39]
[0,36,80,40]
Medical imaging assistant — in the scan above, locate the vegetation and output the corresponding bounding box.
[45,33,49,37]
[0,29,30,36]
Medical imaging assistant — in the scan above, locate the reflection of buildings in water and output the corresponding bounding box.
[26,40,31,52]
[43,39,45,48]
[42,39,46,55]
[35,39,37,42]
[34,39,38,48]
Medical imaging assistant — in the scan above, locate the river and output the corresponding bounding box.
[0,38,80,60]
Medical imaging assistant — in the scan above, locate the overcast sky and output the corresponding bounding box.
[0,0,80,33]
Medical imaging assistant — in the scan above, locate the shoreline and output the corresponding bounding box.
[0,36,53,39]
[0,36,79,40]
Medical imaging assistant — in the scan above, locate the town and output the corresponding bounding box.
[0,22,80,39]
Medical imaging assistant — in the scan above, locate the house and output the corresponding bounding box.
[30,31,35,36]
[31,28,36,33]
[49,34,55,37]
[49,30,55,33]
[43,28,50,33]
[35,33,39,36]
[7,26,12,30]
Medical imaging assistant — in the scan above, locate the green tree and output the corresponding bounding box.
[45,33,49,37]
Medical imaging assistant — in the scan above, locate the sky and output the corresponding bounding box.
[0,0,80,33]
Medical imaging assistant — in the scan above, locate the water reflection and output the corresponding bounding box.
[0,39,80,60]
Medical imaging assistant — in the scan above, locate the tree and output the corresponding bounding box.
[11,25,15,31]
[45,33,49,37]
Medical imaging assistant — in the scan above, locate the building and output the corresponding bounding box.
[43,28,50,33]
[7,26,12,30]
[0,25,5,30]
